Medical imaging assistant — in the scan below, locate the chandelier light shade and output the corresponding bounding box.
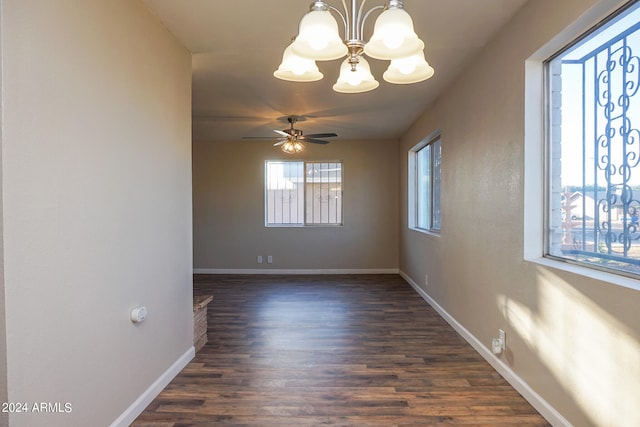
[333,56,379,93]
[363,7,424,60]
[274,43,324,82]
[383,51,435,84]
[274,0,434,93]
[290,4,348,61]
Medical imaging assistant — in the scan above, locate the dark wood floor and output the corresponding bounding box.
[132,274,550,426]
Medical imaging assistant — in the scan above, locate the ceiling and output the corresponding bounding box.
[142,0,528,142]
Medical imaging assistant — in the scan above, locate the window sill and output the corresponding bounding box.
[525,256,640,292]
[266,224,344,228]
[409,226,440,238]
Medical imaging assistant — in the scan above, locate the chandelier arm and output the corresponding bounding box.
[356,0,368,40]
[360,4,385,42]
[328,4,348,38]
[339,0,349,16]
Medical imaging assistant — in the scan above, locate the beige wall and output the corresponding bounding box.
[399,0,640,426]
[0,1,6,422]
[193,138,399,272]
[1,1,193,426]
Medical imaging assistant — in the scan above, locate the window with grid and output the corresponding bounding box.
[265,161,343,226]
[546,0,640,277]
[409,133,441,233]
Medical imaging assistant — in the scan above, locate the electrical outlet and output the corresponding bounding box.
[257,256,263,264]
[267,256,273,264]
[424,274,429,287]
[499,329,506,350]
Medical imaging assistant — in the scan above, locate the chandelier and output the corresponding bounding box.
[274,0,434,93]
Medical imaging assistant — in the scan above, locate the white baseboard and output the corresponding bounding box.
[194,268,399,275]
[110,346,195,427]
[399,271,571,427]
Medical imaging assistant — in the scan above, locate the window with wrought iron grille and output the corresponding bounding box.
[408,133,441,233]
[265,161,343,226]
[546,1,640,277]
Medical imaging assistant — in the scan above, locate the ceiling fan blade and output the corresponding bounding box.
[304,138,331,145]
[274,130,289,137]
[273,139,288,146]
[243,136,280,140]
[302,133,338,138]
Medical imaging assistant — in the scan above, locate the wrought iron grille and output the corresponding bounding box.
[548,2,640,275]
[265,161,343,226]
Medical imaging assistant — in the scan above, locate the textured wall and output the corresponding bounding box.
[193,138,399,272]
[1,1,193,425]
[399,0,640,425]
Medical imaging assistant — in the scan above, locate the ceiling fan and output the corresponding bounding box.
[243,116,337,153]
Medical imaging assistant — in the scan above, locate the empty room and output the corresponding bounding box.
[0,0,639,426]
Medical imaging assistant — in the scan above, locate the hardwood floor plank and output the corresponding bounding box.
[132,275,550,426]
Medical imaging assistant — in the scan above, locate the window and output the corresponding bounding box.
[546,1,640,277]
[265,161,343,226]
[409,133,441,233]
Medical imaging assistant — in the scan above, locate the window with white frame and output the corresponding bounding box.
[546,0,640,277]
[265,160,343,226]
[409,133,441,233]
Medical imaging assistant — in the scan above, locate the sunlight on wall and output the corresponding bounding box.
[497,269,640,426]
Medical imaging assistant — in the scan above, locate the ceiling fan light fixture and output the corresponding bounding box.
[333,56,379,93]
[243,116,337,152]
[363,4,424,60]
[274,43,324,82]
[291,3,348,61]
[383,51,435,84]
[281,140,305,154]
